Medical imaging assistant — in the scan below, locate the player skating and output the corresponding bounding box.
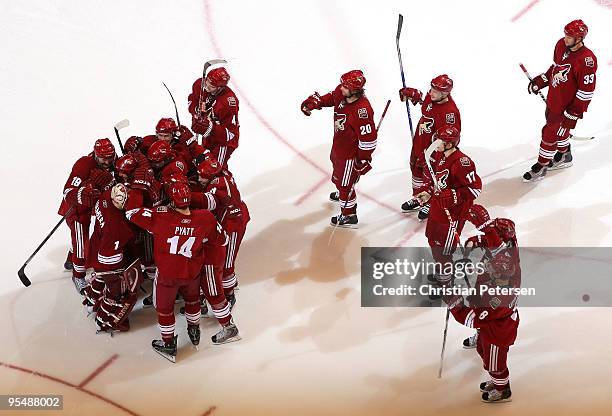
[399,75,461,220]
[523,19,597,182]
[301,70,377,228]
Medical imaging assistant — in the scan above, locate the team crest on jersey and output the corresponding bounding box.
[436,169,450,189]
[445,113,455,124]
[426,103,433,112]
[419,116,434,135]
[489,297,501,309]
[585,56,594,67]
[551,64,571,88]
[334,113,347,132]
[227,96,237,107]
[358,108,368,119]
[460,156,471,167]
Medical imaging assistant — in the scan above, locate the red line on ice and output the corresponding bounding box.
[78,354,119,388]
[294,176,329,205]
[0,361,142,416]
[511,0,540,22]
[203,1,404,214]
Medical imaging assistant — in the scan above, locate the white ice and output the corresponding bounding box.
[1,1,612,415]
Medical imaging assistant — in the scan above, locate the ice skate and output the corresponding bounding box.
[211,321,241,345]
[329,191,339,202]
[330,214,358,229]
[64,251,73,271]
[480,380,495,393]
[463,332,478,349]
[187,325,201,349]
[152,335,177,363]
[481,387,512,403]
[522,163,547,182]
[142,294,154,308]
[72,276,88,295]
[401,198,420,213]
[417,204,430,221]
[548,150,573,171]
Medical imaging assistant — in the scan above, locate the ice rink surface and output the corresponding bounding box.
[1,0,612,414]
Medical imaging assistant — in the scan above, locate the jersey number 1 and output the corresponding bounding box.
[167,236,195,258]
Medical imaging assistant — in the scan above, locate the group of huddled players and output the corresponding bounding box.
[58,67,247,362]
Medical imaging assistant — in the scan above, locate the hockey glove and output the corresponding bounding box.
[77,186,101,207]
[176,125,196,146]
[561,110,580,130]
[398,87,423,105]
[354,159,372,176]
[192,115,213,136]
[89,169,115,191]
[434,188,461,209]
[527,74,548,94]
[464,235,482,249]
[301,92,322,116]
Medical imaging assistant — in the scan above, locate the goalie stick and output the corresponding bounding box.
[396,14,415,139]
[113,119,130,154]
[18,208,74,287]
[519,63,594,141]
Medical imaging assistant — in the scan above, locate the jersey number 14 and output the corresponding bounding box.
[166,236,195,258]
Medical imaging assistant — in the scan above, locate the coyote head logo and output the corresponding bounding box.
[551,64,571,88]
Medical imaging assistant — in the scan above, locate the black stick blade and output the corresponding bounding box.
[396,14,403,41]
[18,266,31,287]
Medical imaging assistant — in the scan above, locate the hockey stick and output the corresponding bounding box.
[197,59,227,115]
[327,100,392,244]
[423,139,461,379]
[113,119,130,154]
[519,63,594,141]
[162,82,181,128]
[396,14,415,139]
[18,208,74,287]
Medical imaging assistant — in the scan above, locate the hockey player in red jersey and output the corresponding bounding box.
[523,19,597,182]
[58,139,116,293]
[415,127,482,285]
[193,156,250,305]
[443,205,520,403]
[115,153,161,209]
[399,74,461,220]
[300,69,377,228]
[127,182,238,362]
[461,204,519,349]
[146,140,189,186]
[82,184,143,333]
[188,67,240,169]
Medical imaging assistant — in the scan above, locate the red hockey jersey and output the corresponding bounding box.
[319,86,377,161]
[58,155,106,222]
[419,149,482,223]
[188,81,240,151]
[544,38,597,116]
[450,249,521,347]
[126,206,227,282]
[414,95,461,164]
[192,170,248,223]
[89,190,136,272]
